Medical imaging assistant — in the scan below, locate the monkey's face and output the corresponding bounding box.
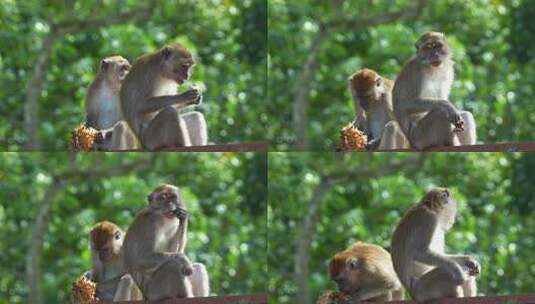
[416,33,450,67]
[160,45,195,85]
[90,221,124,262]
[330,257,368,293]
[423,187,458,228]
[148,184,187,219]
[101,56,131,84]
[350,69,386,109]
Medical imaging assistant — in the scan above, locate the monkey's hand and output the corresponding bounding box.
[442,105,465,132]
[462,258,481,276]
[173,207,188,221]
[366,137,380,150]
[174,253,194,276]
[180,88,202,106]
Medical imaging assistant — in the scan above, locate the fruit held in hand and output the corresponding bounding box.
[337,122,367,151]
[71,123,97,152]
[71,276,96,304]
[317,290,352,304]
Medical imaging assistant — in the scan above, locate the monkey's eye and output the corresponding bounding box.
[443,189,450,198]
[121,65,130,71]
[114,232,121,240]
[375,79,382,87]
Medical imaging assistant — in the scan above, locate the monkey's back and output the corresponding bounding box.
[391,205,435,289]
[392,57,422,135]
[120,54,160,137]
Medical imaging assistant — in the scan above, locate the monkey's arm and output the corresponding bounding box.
[404,98,459,117]
[349,280,402,302]
[83,270,95,281]
[140,90,200,114]
[113,274,140,301]
[412,217,465,278]
[85,99,100,128]
[169,217,188,254]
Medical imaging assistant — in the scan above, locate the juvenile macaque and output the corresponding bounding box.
[391,188,480,302]
[84,56,139,150]
[392,32,477,150]
[120,44,208,150]
[329,242,404,302]
[83,221,142,301]
[123,184,209,301]
[349,69,409,150]
[86,56,130,130]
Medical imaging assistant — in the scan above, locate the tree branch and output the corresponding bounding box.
[295,176,333,304]
[26,178,66,304]
[52,5,154,35]
[292,26,333,150]
[325,0,426,31]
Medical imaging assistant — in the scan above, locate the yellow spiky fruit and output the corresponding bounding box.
[338,122,368,151]
[71,276,96,304]
[317,290,352,304]
[70,123,97,152]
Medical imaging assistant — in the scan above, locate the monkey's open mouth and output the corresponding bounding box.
[175,70,190,84]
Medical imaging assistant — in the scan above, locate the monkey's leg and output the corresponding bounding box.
[455,111,477,145]
[379,120,410,149]
[181,111,208,146]
[410,108,456,150]
[411,267,463,302]
[391,288,405,300]
[142,106,191,150]
[113,274,139,301]
[460,276,477,297]
[350,281,401,302]
[109,120,140,151]
[190,262,210,297]
[144,260,193,301]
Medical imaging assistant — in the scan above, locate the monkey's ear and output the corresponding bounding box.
[347,257,360,270]
[100,59,111,71]
[161,46,173,60]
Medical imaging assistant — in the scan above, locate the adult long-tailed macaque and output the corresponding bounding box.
[84,56,139,150]
[391,188,480,302]
[392,32,477,150]
[82,221,143,301]
[349,69,409,150]
[123,184,210,301]
[120,44,208,150]
[329,242,404,302]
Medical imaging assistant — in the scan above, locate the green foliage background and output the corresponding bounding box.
[268,152,535,303]
[0,152,267,303]
[268,0,535,150]
[0,0,267,150]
